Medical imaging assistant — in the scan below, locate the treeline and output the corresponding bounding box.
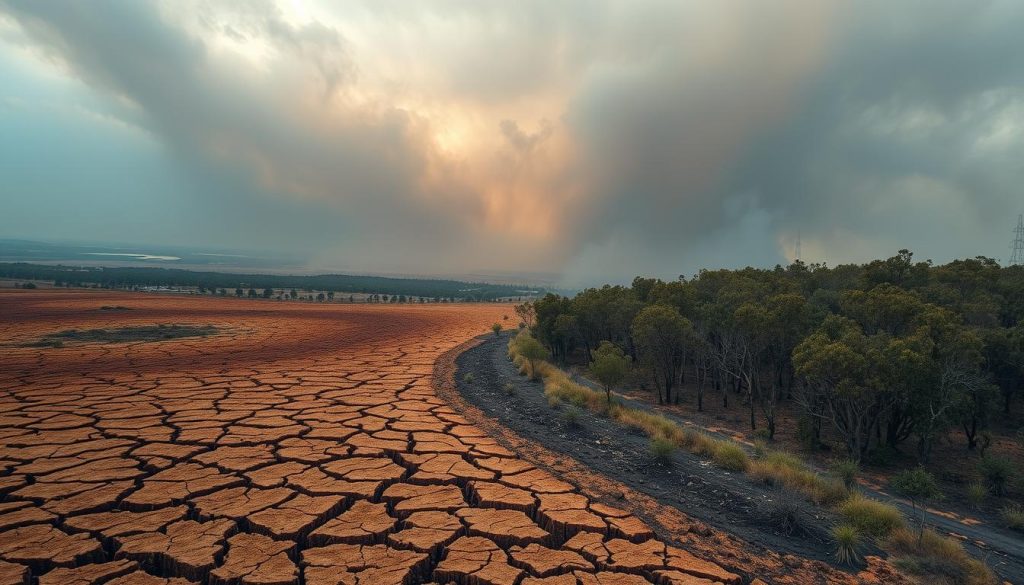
[521,251,1024,463]
[0,263,538,301]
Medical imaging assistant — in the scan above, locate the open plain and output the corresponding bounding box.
[0,290,756,585]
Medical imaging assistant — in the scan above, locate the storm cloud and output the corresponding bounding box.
[1,1,1022,285]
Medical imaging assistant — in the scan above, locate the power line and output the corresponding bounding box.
[1011,214,1024,266]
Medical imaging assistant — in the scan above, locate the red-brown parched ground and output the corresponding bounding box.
[0,290,890,585]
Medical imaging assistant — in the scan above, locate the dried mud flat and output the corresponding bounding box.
[0,290,774,585]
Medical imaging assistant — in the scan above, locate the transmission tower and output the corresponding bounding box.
[1012,215,1024,266]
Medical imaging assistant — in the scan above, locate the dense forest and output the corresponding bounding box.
[521,251,1024,463]
[0,262,540,301]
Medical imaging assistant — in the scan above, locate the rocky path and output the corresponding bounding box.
[0,290,744,585]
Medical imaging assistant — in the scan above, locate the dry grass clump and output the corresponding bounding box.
[965,482,987,510]
[613,407,683,442]
[649,436,676,462]
[1001,503,1024,532]
[712,442,750,472]
[837,493,905,538]
[885,528,995,585]
[749,450,849,506]
[832,524,861,565]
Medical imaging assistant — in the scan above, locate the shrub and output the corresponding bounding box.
[649,436,676,462]
[810,479,851,508]
[513,333,549,381]
[589,341,630,404]
[966,482,986,510]
[503,383,516,396]
[748,460,779,487]
[978,456,1014,496]
[561,406,582,428]
[796,416,818,450]
[463,373,474,384]
[765,494,805,536]
[1001,503,1024,532]
[885,527,994,585]
[547,395,561,409]
[681,428,716,457]
[890,467,942,544]
[752,439,768,459]
[491,323,502,336]
[830,459,860,490]
[838,493,904,538]
[832,524,861,565]
[712,442,749,472]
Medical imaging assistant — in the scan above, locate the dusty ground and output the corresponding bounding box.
[1,289,764,585]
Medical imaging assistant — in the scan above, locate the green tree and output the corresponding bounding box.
[632,305,692,405]
[794,315,882,460]
[590,341,630,404]
[890,467,941,545]
[516,335,549,381]
[491,323,502,337]
[514,301,536,328]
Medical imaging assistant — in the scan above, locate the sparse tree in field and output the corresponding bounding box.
[514,301,536,328]
[492,323,502,337]
[327,291,335,301]
[262,288,273,299]
[516,335,549,381]
[632,305,692,405]
[247,288,257,298]
[590,341,630,404]
[290,289,298,300]
[235,287,243,297]
[891,467,941,545]
[317,292,325,302]
[349,295,354,302]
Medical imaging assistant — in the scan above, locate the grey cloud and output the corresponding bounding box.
[726,0,1024,266]
[2,0,1023,283]
[500,119,552,152]
[1,0,480,272]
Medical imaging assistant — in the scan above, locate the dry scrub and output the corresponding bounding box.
[507,329,998,584]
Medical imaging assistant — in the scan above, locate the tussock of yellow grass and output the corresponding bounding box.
[838,492,905,538]
[885,528,995,585]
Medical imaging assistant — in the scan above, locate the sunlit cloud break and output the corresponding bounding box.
[1,1,1022,285]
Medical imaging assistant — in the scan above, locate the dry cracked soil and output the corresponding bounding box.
[0,290,906,585]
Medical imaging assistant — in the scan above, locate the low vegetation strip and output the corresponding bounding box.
[507,329,997,584]
[19,324,219,346]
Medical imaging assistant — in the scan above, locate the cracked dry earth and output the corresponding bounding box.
[0,291,743,585]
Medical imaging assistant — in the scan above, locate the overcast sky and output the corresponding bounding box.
[1,1,1022,286]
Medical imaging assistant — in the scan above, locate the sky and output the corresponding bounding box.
[1,1,1022,286]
